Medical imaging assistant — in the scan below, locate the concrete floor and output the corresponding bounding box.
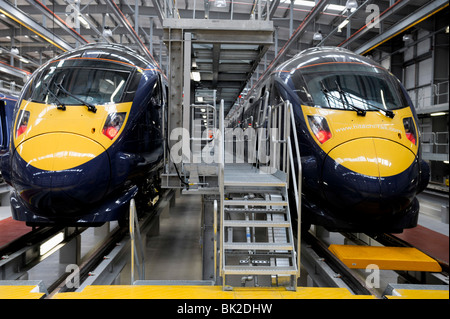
[145,193,203,281]
[119,193,204,284]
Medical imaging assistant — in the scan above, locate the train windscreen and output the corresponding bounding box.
[25,60,133,106]
[299,62,409,111]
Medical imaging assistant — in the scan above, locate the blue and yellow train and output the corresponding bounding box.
[1,44,166,226]
[234,47,430,233]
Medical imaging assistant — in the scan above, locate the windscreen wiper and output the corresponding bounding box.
[334,80,366,117]
[320,80,332,108]
[55,82,97,113]
[43,82,66,111]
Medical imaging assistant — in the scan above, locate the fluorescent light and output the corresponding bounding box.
[430,112,447,117]
[294,0,315,7]
[325,4,346,11]
[19,57,30,64]
[78,15,90,29]
[40,232,64,256]
[191,71,201,82]
[338,19,349,32]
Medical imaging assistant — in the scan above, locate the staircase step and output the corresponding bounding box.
[224,242,294,251]
[224,207,286,213]
[224,200,287,206]
[223,220,290,228]
[223,266,297,276]
[224,180,286,187]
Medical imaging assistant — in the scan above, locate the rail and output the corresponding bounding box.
[218,99,225,279]
[259,98,302,280]
[421,131,449,162]
[286,101,302,280]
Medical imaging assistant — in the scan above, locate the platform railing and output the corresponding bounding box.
[190,103,217,163]
[286,101,302,280]
[268,100,302,280]
[218,99,225,280]
[129,199,145,283]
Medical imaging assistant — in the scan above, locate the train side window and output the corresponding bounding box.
[150,77,162,108]
[0,100,6,149]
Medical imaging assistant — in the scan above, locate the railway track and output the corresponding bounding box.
[301,228,448,298]
[1,187,447,299]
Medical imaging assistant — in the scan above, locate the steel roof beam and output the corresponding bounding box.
[0,60,30,80]
[0,0,73,52]
[355,0,449,55]
[104,0,159,66]
[24,0,89,46]
[248,0,329,90]
[338,0,413,49]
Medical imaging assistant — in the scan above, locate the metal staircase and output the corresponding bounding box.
[220,165,298,289]
[218,100,302,290]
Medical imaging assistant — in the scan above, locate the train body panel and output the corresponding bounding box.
[234,47,429,233]
[1,44,166,226]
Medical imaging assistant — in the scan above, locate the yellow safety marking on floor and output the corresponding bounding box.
[53,285,375,299]
[0,286,45,299]
[328,245,442,272]
[386,289,449,299]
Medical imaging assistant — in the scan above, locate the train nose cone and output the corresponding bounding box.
[322,138,418,215]
[12,133,110,215]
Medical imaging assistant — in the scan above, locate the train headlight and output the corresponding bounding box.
[102,112,126,140]
[403,117,417,145]
[308,115,332,144]
[15,110,30,138]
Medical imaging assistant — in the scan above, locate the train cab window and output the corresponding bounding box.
[0,100,5,148]
[299,63,408,111]
[27,61,132,106]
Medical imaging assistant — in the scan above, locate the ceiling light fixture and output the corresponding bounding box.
[103,26,112,37]
[313,30,323,41]
[402,34,411,42]
[345,0,358,12]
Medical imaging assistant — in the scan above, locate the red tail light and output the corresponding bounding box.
[403,117,417,145]
[15,110,30,138]
[102,112,126,140]
[308,115,332,144]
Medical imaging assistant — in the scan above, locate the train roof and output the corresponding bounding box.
[275,46,384,74]
[45,43,158,72]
